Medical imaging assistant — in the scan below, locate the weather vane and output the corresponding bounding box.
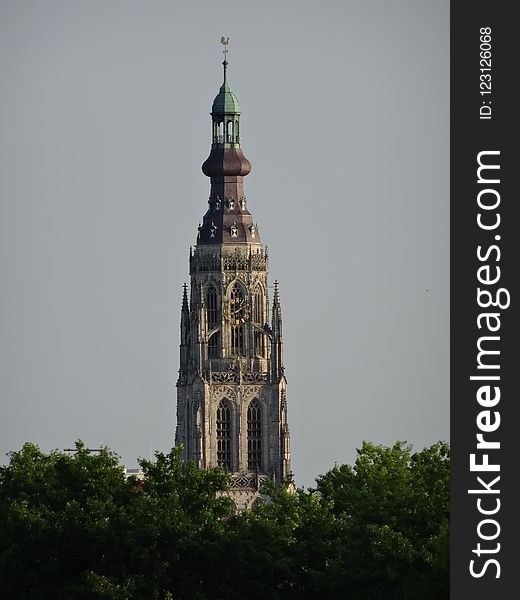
[220,36,229,60]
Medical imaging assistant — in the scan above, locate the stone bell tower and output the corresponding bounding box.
[175,54,292,510]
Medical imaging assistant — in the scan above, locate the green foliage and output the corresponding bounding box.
[0,442,232,599]
[0,441,449,599]
[314,441,450,599]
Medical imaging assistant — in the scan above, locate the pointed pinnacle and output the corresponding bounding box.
[273,280,280,304]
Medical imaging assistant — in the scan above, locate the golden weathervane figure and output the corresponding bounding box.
[220,36,229,60]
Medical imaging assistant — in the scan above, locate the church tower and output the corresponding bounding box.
[175,54,292,510]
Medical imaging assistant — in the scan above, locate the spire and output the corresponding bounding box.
[199,43,257,245]
[211,61,240,116]
[211,36,238,114]
[273,280,280,308]
[271,281,284,381]
[272,281,282,334]
[181,283,189,310]
[180,283,190,345]
[179,284,191,382]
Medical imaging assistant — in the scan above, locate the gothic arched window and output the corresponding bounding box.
[227,120,233,143]
[208,331,219,358]
[206,286,218,328]
[247,399,262,470]
[216,400,232,470]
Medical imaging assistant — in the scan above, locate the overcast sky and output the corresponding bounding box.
[0,0,449,488]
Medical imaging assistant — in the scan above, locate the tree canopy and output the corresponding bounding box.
[0,440,449,599]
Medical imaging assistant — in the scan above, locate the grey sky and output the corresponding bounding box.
[0,0,449,488]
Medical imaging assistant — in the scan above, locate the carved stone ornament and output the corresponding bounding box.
[242,372,268,383]
[211,385,237,401]
[211,371,238,383]
[242,385,260,400]
[229,474,269,489]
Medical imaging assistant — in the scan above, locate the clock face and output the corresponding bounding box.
[226,297,250,324]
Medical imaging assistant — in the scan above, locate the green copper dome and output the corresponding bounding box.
[211,61,240,115]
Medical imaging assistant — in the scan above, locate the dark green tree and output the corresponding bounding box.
[314,441,450,600]
[0,440,449,599]
[0,441,232,599]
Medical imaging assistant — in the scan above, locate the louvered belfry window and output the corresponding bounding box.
[247,399,262,470]
[253,289,263,324]
[216,400,231,470]
[231,325,244,355]
[206,286,218,328]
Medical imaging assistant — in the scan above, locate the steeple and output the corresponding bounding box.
[200,56,255,245]
[203,58,251,169]
[175,45,292,510]
[211,60,241,118]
